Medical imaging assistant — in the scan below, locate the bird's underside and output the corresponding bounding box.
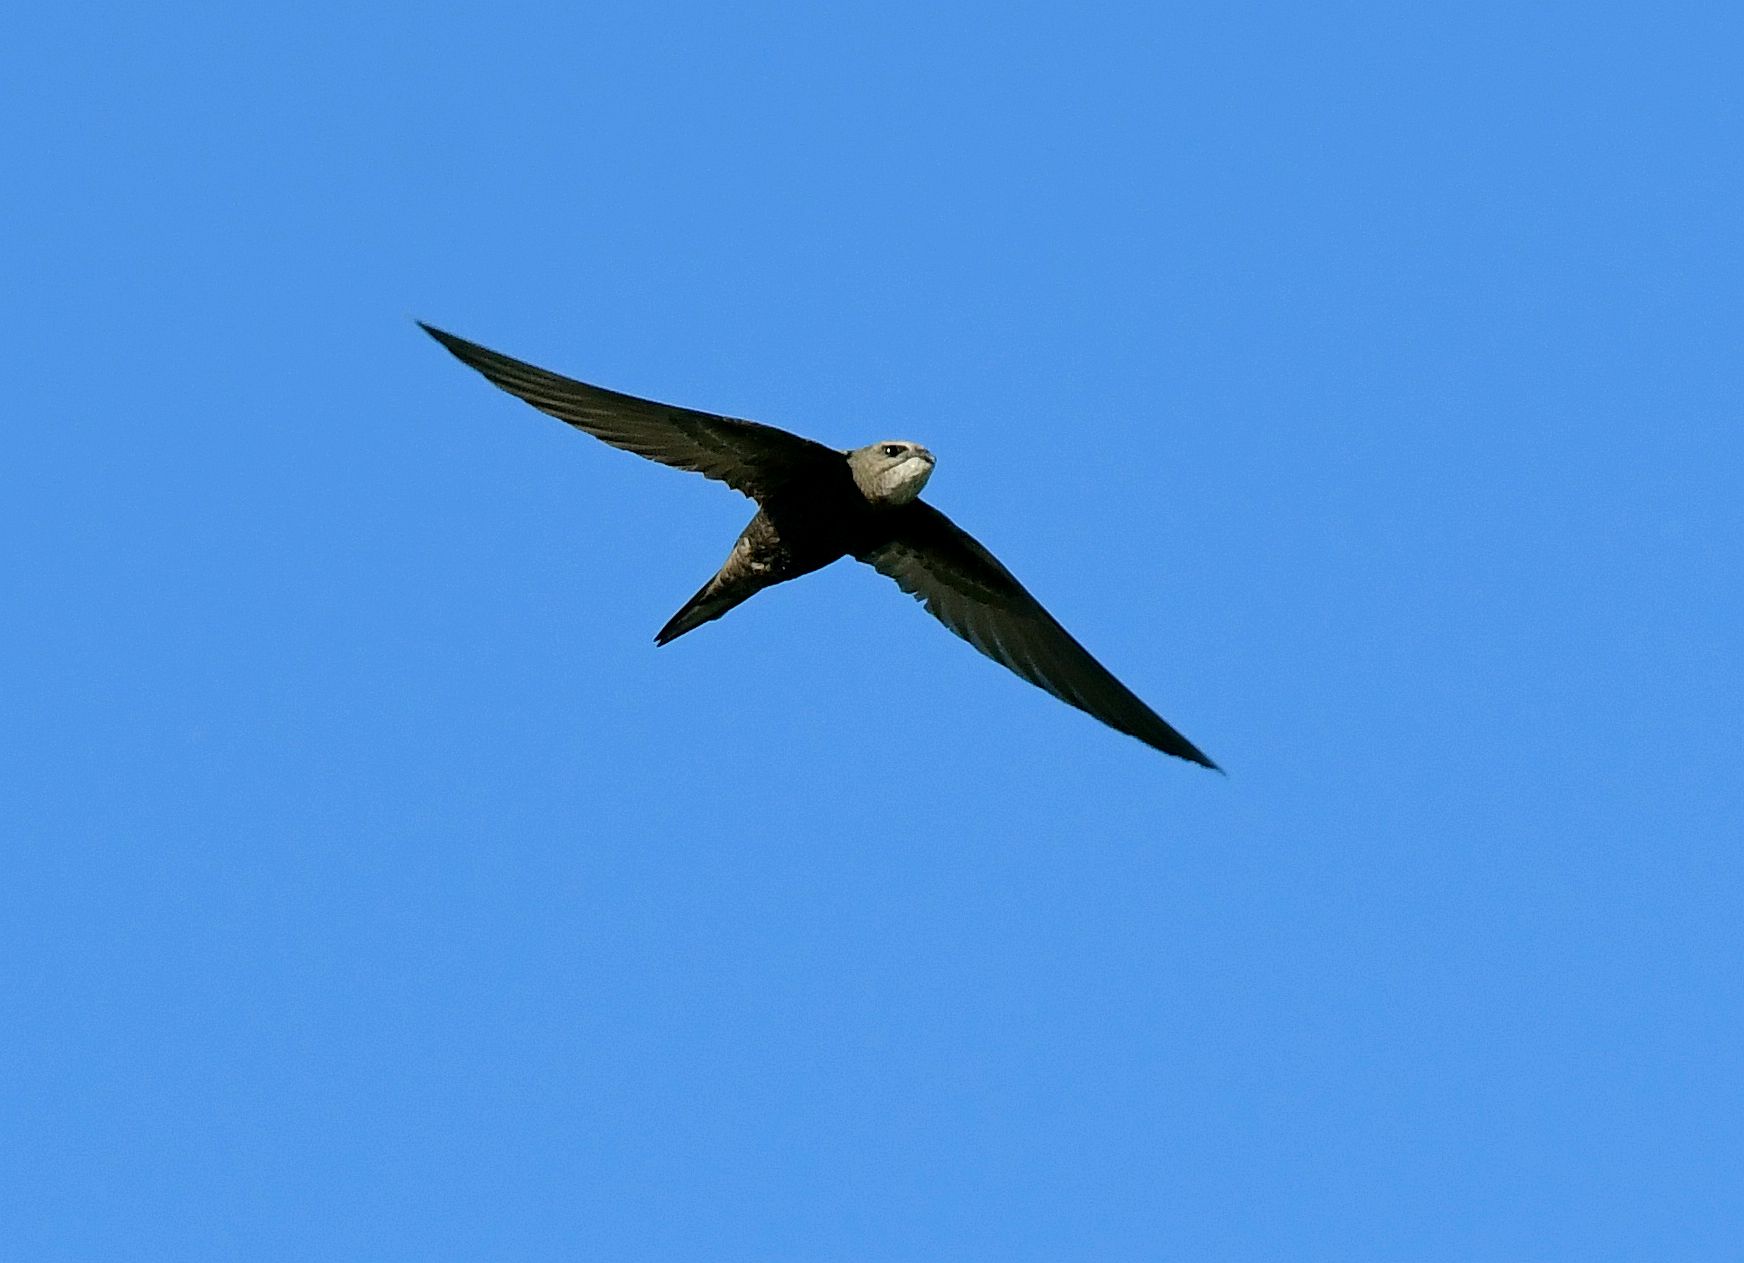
[420,322,1220,771]
[654,500,842,646]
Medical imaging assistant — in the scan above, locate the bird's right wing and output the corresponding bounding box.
[859,501,1219,770]
[420,323,840,499]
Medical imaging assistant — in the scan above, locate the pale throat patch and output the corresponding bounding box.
[878,455,934,504]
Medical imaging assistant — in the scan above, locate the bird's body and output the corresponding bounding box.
[659,490,859,645]
[420,322,1220,771]
[658,446,935,643]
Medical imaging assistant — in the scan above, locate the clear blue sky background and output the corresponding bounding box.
[5,2,1740,1258]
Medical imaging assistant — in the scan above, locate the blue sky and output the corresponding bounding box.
[5,2,1740,1258]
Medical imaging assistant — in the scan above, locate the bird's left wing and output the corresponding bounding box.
[859,501,1219,770]
[420,323,839,499]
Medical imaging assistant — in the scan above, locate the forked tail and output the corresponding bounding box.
[654,575,756,646]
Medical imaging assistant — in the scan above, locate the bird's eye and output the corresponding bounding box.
[882,444,905,457]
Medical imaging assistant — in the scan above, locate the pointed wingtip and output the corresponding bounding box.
[1179,749,1224,775]
[417,320,460,349]
[418,322,499,376]
[1195,747,1226,775]
[1166,738,1224,774]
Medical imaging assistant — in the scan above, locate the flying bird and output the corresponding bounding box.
[420,323,1219,770]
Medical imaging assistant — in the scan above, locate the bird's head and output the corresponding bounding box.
[848,441,935,505]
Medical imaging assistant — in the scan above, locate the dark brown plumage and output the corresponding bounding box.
[420,322,1219,771]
